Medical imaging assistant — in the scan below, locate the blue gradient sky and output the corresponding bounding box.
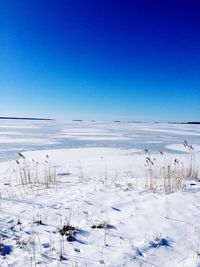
[0,0,200,121]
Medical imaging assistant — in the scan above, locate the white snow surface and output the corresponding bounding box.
[0,120,200,266]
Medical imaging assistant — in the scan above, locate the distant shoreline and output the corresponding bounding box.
[168,122,200,125]
[0,117,54,121]
[0,117,199,124]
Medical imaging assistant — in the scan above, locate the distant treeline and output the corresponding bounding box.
[187,122,200,124]
[0,117,53,121]
[168,122,200,125]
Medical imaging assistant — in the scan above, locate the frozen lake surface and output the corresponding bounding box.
[0,119,200,161]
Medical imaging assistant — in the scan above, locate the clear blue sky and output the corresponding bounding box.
[0,0,200,121]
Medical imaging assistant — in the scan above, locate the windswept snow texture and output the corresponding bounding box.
[0,120,200,266]
[1,119,200,161]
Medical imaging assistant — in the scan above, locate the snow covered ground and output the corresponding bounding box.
[0,120,200,266]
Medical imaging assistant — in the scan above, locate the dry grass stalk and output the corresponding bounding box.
[144,141,199,193]
[16,153,57,189]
